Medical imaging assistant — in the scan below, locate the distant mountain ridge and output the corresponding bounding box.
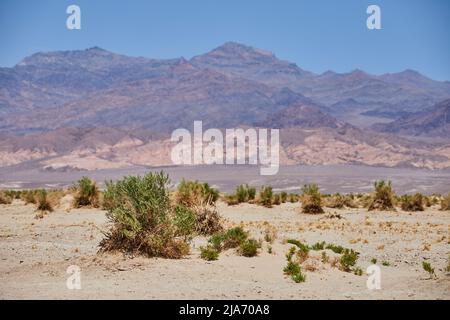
[1,42,450,170]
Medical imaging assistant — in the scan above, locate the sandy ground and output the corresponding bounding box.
[0,199,449,300]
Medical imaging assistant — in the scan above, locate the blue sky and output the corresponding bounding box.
[1,0,449,80]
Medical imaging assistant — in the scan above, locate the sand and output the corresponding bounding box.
[0,200,449,300]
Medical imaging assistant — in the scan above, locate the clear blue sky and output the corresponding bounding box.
[1,0,449,80]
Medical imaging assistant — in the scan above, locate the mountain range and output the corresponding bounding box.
[1,42,450,171]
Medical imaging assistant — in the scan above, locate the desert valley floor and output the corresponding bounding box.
[0,198,449,299]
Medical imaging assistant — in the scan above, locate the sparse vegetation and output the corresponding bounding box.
[36,189,53,212]
[339,249,358,272]
[175,179,219,207]
[288,193,298,203]
[258,186,273,208]
[200,245,219,261]
[422,261,436,278]
[440,193,450,211]
[300,184,324,214]
[382,261,390,266]
[371,258,377,264]
[73,176,100,208]
[400,193,424,211]
[368,180,396,211]
[205,226,258,259]
[99,172,190,259]
[239,239,260,257]
[325,193,357,209]
[0,191,12,205]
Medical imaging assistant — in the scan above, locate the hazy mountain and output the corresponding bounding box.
[1,42,450,170]
[373,99,450,138]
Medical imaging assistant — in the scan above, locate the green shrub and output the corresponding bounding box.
[239,239,260,257]
[283,247,306,283]
[224,194,239,206]
[300,184,324,214]
[400,193,424,211]
[441,193,450,211]
[200,246,219,261]
[258,186,273,207]
[36,189,53,212]
[175,180,219,207]
[99,172,190,259]
[73,176,100,208]
[382,261,390,266]
[234,184,256,203]
[273,194,281,206]
[173,205,196,239]
[191,202,223,235]
[222,226,248,249]
[340,249,358,272]
[325,193,357,209]
[280,192,287,203]
[368,180,396,211]
[371,258,377,264]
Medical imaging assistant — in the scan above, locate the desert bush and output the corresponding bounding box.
[224,194,239,206]
[280,192,287,203]
[339,249,358,272]
[200,245,219,261]
[190,201,223,235]
[22,190,37,204]
[36,189,53,212]
[273,194,281,206]
[368,180,396,211]
[173,205,196,240]
[441,193,450,211]
[258,186,273,208]
[175,179,219,207]
[288,193,298,203]
[234,184,256,203]
[239,238,260,257]
[400,193,424,211]
[99,172,190,259]
[325,193,357,209]
[263,226,277,243]
[283,247,306,283]
[300,184,324,214]
[73,176,100,208]
[325,243,345,254]
[0,191,12,205]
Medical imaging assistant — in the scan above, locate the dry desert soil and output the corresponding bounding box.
[0,199,449,299]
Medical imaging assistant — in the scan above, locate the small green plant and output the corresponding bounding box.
[371,258,377,264]
[267,245,273,254]
[280,192,287,203]
[22,190,37,204]
[400,193,424,211]
[368,180,396,211]
[325,243,345,254]
[422,261,435,278]
[200,246,219,261]
[311,241,326,251]
[353,267,363,276]
[224,194,239,206]
[291,271,306,283]
[73,176,99,208]
[239,239,260,257]
[258,186,273,208]
[222,227,248,249]
[300,184,324,214]
[340,249,358,272]
[382,261,390,266]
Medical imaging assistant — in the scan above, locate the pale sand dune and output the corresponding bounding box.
[0,200,449,299]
